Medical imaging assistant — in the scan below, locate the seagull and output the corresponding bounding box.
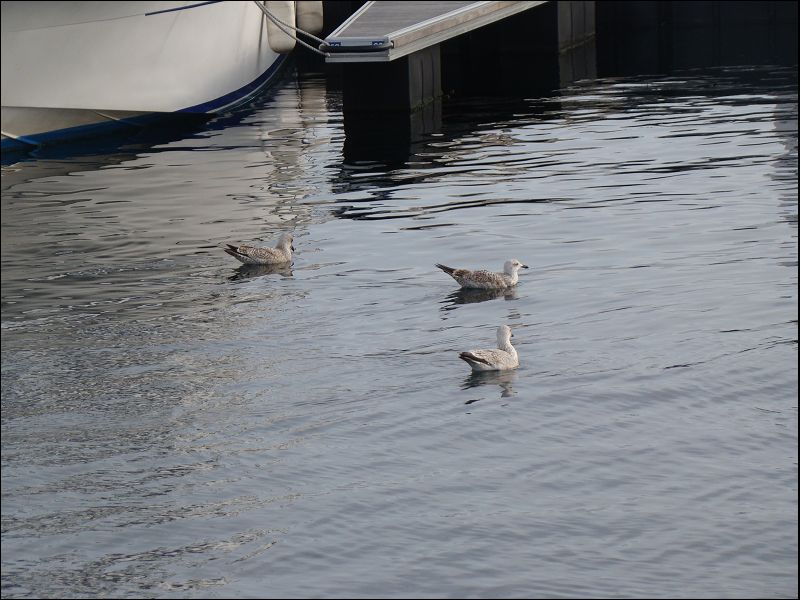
[224,233,294,265]
[435,259,528,290]
[459,325,519,372]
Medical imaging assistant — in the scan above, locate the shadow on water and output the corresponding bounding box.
[462,370,518,402]
[228,263,294,281]
[442,287,518,309]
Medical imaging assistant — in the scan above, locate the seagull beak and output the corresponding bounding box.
[522,264,529,269]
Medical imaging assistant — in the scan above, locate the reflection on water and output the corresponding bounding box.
[1,66,797,599]
[442,286,518,308]
[463,369,518,401]
[342,101,443,165]
[0,114,214,169]
[228,262,294,281]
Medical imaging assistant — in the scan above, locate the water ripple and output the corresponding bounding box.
[1,67,797,599]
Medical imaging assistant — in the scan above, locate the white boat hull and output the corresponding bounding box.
[1,1,289,149]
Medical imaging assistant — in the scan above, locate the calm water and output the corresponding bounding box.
[1,66,797,599]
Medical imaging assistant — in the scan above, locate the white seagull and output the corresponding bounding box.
[225,233,294,265]
[459,325,519,372]
[436,259,528,290]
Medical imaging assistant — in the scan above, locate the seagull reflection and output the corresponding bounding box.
[444,286,518,307]
[462,370,518,403]
[229,263,294,281]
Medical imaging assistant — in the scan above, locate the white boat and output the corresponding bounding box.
[1,1,323,152]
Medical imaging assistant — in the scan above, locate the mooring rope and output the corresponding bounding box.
[253,1,330,57]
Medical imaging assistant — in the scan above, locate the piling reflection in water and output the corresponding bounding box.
[342,100,442,165]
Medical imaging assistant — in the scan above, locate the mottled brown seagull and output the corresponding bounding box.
[436,259,528,290]
[225,233,294,265]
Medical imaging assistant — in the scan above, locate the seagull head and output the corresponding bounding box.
[278,233,294,252]
[497,324,513,346]
[503,259,529,275]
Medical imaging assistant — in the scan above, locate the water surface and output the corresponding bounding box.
[1,66,797,598]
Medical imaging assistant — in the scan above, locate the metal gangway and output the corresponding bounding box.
[321,1,547,63]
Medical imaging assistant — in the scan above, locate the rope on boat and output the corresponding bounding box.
[253,1,330,57]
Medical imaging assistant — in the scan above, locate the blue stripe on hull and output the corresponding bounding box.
[145,1,223,17]
[179,54,289,113]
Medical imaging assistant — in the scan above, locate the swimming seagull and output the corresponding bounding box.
[224,233,294,265]
[459,325,519,372]
[436,259,528,290]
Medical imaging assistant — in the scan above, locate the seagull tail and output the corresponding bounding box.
[224,245,246,262]
[435,263,456,276]
[459,352,491,366]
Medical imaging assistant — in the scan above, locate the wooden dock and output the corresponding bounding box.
[322,1,547,62]
[325,0,595,115]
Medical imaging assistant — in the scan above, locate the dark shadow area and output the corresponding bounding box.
[596,0,798,76]
[441,2,596,99]
[341,100,442,165]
